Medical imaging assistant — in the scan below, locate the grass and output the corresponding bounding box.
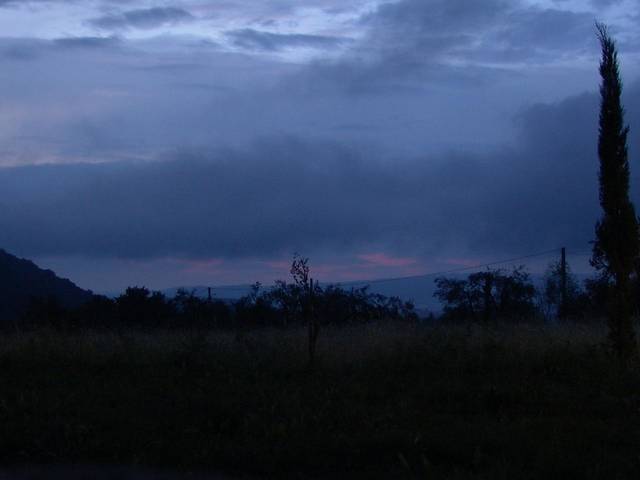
[0,322,638,478]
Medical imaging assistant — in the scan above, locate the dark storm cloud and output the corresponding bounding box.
[360,0,512,60]
[89,7,195,31]
[349,0,511,77]
[499,8,594,53]
[286,0,605,97]
[227,28,348,52]
[362,0,597,54]
[363,0,510,33]
[0,81,637,261]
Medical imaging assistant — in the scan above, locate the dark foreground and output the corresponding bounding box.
[0,323,638,479]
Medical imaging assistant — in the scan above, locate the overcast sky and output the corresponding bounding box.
[0,0,639,292]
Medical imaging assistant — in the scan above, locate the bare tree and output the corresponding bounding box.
[291,254,319,370]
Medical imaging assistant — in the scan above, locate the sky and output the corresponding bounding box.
[0,0,639,293]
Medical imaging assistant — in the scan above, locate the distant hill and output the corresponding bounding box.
[160,281,443,312]
[0,249,93,320]
[163,272,593,316]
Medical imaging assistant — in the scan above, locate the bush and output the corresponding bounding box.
[435,267,536,323]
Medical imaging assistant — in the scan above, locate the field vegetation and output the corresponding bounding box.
[0,322,637,479]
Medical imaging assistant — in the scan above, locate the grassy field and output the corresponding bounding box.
[0,322,638,479]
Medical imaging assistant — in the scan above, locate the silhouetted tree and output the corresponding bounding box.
[435,268,536,322]
[583,276,610,318]
[116,287,175,328]
[235,282,279,328]
[290,254,320,369]
[172,288,208,328]
[494,268,537,319]
[434,277,475,321]
[591,23,639,358]
[267,280,304,327]
[541,261,583,320]
[77,295,117,329]
[22,296,69,330]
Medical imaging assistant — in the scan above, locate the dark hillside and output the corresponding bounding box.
[0,249,92,320]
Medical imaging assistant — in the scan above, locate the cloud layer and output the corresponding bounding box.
[0,0,638,289]
[90,7,195,31]
[226,29,349,52]
[1,82,637,266]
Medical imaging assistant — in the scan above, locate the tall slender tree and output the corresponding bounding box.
[591,23,639,358]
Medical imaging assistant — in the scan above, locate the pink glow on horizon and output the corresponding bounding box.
[36,253,438,293]
[358,253,418,268]
[258,254,429,283]
[178,258,225,274]
[263,260,291,270]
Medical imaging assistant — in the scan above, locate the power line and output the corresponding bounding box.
[336,248,563,287]
[197,246,593,292]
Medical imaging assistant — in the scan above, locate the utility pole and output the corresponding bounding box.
[559,247,567,319]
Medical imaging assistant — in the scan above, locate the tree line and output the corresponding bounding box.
[17,277,418,333]
[15,255,617,332]
[434,262,614,323]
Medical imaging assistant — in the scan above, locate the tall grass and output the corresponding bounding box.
[0,322,637,478]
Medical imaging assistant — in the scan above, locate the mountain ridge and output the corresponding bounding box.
[0,249,93,320]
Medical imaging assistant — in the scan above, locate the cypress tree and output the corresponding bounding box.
[591,23,639,358]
